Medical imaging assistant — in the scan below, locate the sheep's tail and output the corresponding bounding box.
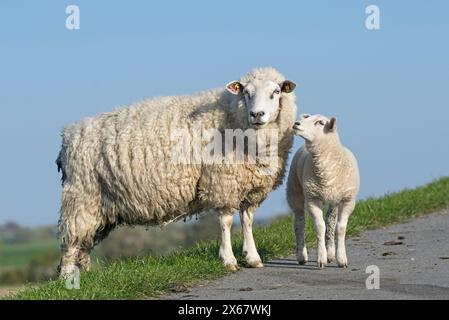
[56,147,67,185]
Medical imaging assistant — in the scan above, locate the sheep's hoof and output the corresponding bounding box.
[247,260,264,268]
[317,262,327,269]
[327,256,336,263]
[337,263,348,268]
[224,263,240,272]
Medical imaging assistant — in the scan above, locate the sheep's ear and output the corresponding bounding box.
[226,81,244,95]
[327,117,337,131]
[300,113,311,119]
[280,80,296,93]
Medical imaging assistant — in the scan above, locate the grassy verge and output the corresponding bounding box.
[10,177,449,300]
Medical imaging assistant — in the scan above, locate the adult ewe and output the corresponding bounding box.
[57,67,297,277]
[287,114,359,269]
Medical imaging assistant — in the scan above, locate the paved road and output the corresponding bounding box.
[167,209,449,300]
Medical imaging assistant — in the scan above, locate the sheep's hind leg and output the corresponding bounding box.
[218,210,239,271]
[239,207,263,268]
[78,248,92,271]
[306,201,327,269]
[58,243,81,279]
[78,223,116,271]
[58,188,103,277]
[336,200,356,268]
[325,206,338,263]
[59,223,100,277]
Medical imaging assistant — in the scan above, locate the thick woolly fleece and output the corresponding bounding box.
[56,67,297,272]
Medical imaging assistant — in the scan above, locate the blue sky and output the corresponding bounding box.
[0,1,448,226]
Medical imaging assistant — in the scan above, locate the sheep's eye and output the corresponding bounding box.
[315,120,325,126]
[270,89,280,100]
[244,91,251,99]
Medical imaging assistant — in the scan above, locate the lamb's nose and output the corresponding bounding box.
[294,121,301,126]
[250,111,265,118]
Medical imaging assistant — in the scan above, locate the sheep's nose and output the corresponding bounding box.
[295,121,301,126]
[250,111,265,118]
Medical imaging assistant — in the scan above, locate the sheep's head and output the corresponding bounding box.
[293,114,337,142]
[226,79,296,129]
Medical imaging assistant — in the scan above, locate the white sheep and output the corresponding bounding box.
[286,114,360,268]
[56,67,297,277]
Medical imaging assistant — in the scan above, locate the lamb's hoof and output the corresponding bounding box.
[337,256,348,268]
[247,260,264,268]
[296,248,308,265]
[317,261,327,269]
[327,248,336,263]
[224,263,240,272]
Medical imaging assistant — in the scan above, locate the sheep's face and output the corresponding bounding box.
[227,79,296,129]
[293,114,337,142]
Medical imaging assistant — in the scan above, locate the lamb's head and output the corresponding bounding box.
[226,78,296,129]
[293,114,337,142]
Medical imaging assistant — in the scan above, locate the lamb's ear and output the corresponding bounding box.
[300,113,311,119]
[280,80,296,93]
[226,81,244,95]
[327,117,337,131]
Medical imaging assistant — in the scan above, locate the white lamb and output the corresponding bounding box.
[286,114,360,269]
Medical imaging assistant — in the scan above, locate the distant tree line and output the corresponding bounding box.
[0,222,57,245]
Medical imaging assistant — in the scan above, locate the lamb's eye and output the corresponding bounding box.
[244,91,251,99]
[315,120,325,126]
[274,89,280,95]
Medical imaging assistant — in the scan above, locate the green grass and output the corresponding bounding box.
[0,239,59,269]
[11,177,449,300]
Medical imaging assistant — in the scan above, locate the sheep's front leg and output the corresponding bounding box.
[240,208,263,268]
[218,212,239,271]
[336,200,356,268]
[306,201,327,269]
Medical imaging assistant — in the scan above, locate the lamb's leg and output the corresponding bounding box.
[218,211,239,271]
[325,206,338,263]
[306,201,327,269]
[293,205,308,265]
[287,174,307,265]
[239,207,263,268]
[336,200,356,268]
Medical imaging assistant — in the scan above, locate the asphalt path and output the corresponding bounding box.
[166,209,449,300]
